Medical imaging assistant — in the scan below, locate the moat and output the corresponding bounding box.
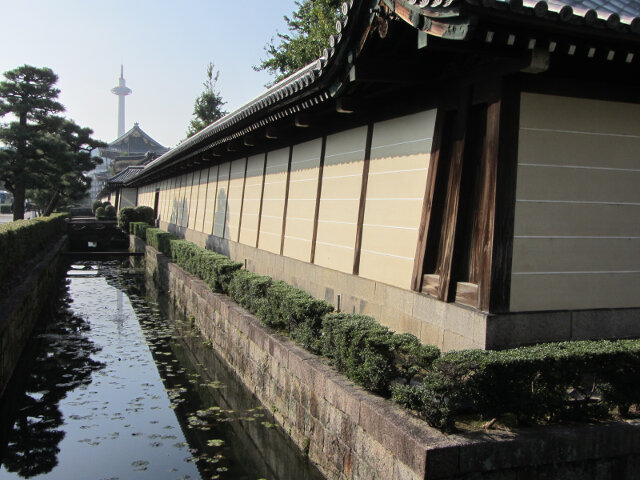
[0,259,323,480]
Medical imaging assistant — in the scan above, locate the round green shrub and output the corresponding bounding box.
[94,206,105,219]
[91,200,102,214]
[104,205,116,218]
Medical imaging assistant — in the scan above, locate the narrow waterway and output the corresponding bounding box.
[0,259,323,480]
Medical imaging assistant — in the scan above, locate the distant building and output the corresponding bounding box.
[89,123,168,199]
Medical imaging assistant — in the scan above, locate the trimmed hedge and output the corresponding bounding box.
[145,227,176,256]
[136,228,640,432]
[118,206,155,233]
[0,213,67,282]
[392,339,640,431]
[130,221,150,239]
[0,204,11,214]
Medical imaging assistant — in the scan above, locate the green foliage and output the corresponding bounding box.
[118,205,155,233]
[103,205,116,218]
[392,340,640,431]
[129,222,150,239]
[320,313,398,395]
[168,240,242,293]
[0,204,11,214]
[94,206,105,220]
[255,0,341,83]
[91,200,102,214]
[229,270,273,315]
[186,62,227,137]
[0,65,105,220]
[145,228,176,255]
[258,281,334,352]
[0,213,67,281]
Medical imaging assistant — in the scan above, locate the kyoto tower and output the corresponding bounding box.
[111,65,132,137]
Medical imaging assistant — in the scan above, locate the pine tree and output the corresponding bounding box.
[0,65,64,220]
[255,0,341,84]
[186,63,227,137]
[0,65,105,219]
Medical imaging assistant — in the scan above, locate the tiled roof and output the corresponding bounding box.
[129,0,639,186]
[107,166,144,187]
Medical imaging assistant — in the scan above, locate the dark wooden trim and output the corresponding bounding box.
[209,164,220,236]
[310,136,327,264]
[436,90,470,302]
[153,189,160,219]
[200,166,212,233]
[475,89,502,311]
[489,78,521,313]
[280,146,294,255]
[412,108,446,291]
[221,161,232,239]
[352,123,374,276]
[255,152,268,248]
[237,157,248,243]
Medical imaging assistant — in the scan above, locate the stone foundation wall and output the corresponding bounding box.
[0,236,67,397]
[136,235,640,480]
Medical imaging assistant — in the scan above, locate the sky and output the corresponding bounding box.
[1,0,301,148]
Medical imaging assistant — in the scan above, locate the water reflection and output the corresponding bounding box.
[0,280,105,478]
[0,260,323,480]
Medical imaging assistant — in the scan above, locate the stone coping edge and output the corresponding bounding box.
[138,237,640,479]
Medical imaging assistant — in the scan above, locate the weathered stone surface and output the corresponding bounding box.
[142,235,640,480]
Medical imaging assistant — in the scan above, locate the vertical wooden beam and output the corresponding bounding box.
[436,90,470,302]
[280,146,294,255]
[489,80,521,313]
[411,110,446,291]
[237,157,248,243]
[352,123,374,276]
[255,152,268,248]
[310,137,327,264]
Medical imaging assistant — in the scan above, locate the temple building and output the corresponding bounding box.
[105,0,640,350]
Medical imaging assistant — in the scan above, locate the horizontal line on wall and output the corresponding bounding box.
[315,240,354,250]
[325,148,365,159]
[371,137,432,151]
[291,158,320,166]
[286,216,313,222]
[363,223,417,231]
[318,219,356,225]
[369,167,428,176]
[520,127,640,139]
[289,177,317,184]
[259,231,281,238]
[284,235,311,243]
[517,199,640,206]
[322,172,363,180]
[513,270,640,275]
[360,249,413,261]
[515,235,640,239]
[518,163,640,173]
[365,197,422,201]
[318,198,359,202]
[260,214,284,220]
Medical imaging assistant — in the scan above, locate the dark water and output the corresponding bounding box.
[0,260,323,480]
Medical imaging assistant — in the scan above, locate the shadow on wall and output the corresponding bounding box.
[206,188,230,257]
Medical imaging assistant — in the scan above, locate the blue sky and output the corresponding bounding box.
[1,1,301,147]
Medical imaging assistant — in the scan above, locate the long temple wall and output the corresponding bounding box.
[511,93,640,312]
[137,109,437,293]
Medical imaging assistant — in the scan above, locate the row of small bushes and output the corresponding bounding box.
[0,213,67,281]
[392,339,640,430]
[135,227,438,396]
[142,227,243,293]
[119,206,155,233]
[133,227,640,431]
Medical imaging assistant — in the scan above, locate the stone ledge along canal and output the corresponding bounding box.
[0,259,323,480]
